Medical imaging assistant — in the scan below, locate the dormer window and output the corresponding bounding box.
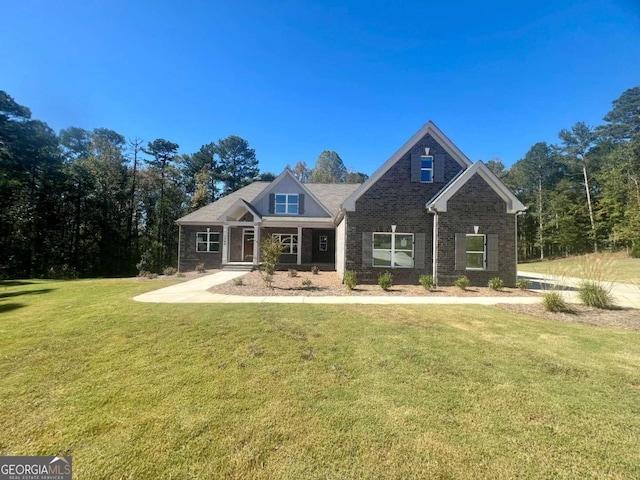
[421,156,433,183]
[275,194,299,214]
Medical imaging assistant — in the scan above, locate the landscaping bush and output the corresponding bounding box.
[288,269,298,277]
[311,265,320,275]
[233,277,244,286]
[631,243,640,258]
[542,292,574,313]
[344,270,357,291]
[578,281,614,309]
[488,277,504,291]
[301,278,312,287]
[378,271,393,291]
[163,266,177,276]
[195,263,206,273]
[455,275,470,290]
[419,274,435,290]
[515,279,532,290]
[176,272,186,278]
[260,236,283,287]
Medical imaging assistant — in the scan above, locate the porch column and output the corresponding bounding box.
[297,226,302,265]
[222,225,229,265]
[253,224,260,266]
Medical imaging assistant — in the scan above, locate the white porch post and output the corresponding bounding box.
[253,224,260,266]
[297,226,302,265]
[222,225,229,265]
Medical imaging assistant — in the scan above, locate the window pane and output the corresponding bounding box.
[288,195,298,204]
[467,252,484,269]
[393,251,414,268]
[210,242,220,252]
[197,233,207,242]
[275,194,286,203]
[421,157,433,168]
[373,234,391,249]
[288,204,298,214]
[467,235,484,252]
[275,204,286,214]
[395,234,413,250]
[421,169,432,182]
[209,233,220,242]
[373,251,392,266]
[197,243,208,252]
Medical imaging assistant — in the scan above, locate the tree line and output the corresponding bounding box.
[0,92,368,278]
[490,86,640,260]
[1,86,638,278]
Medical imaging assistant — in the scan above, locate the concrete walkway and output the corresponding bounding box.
[134,271,542,305]
[518,271,640,309]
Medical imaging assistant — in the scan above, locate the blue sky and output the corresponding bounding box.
[2,0,639,175]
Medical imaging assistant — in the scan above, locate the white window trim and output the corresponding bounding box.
[274,193,299,215]
[196,228,220,253]
[420,155,434,183]
[372,232,414,269]
[466,234,486,270]
[273,233,299,254]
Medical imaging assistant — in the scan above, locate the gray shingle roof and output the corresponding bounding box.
[176,181,360,224]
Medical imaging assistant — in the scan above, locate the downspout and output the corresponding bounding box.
[428,207,438,287]
[177,224,182,272]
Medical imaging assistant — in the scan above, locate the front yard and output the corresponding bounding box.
[1,279,639,479]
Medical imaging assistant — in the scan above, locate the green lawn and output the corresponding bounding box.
[519,251,640,283]
[1,279,639,479]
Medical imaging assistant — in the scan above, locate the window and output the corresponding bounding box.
[275,194,299,214]
[466,234,486,270]
[273,234,298,254]
[319,235,328,252]
[420,156,433,183]
[372,233,414,268]
[196,230,220,253]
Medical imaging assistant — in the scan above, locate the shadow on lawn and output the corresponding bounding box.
[0,288,57,300]
[0,280,36,287]
[0,303,25,314]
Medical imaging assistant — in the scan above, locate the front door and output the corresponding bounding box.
[242,230,254,262]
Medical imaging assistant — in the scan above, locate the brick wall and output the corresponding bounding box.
[436,175,517,286]
[179,225,223,271]
[345,133,463,284]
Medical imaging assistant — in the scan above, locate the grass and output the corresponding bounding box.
[1,279,640,479]
[519,251,640,283]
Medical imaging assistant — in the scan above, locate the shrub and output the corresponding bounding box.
[344,270,357,291]
[176,272,186,278]
[515,279,532,290]
[288,269,298,277]
[260,236,283,286]
[419,274,435,290]
[301,278,312,287]
[455,275,470,290]
[195,263,206,273]
[163,266,177,276]
[378,271,393,291]
[233,277,244,286]
[630,243,640,259]
[488,277,504,291]
[542,292,574,313]
[578,281,614,309]
[311,265,320,275]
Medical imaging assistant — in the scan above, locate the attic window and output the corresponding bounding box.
[421,156,433,183]
[275,194,298,214]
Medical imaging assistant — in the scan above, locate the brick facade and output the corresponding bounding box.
[435,175,517,286]
[345,133,463,284]
[178,225,223,271]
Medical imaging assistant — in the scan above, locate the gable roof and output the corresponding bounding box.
[218,198,262,221]
[342,121,473,211]
[426,161,526,214]
[176,181,270,225]
[252,169,334,218]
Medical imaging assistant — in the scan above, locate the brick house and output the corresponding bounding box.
[176,121,526,286]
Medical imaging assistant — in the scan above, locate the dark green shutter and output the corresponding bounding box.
[487,234,499,271]
[362,232,372,267]
[455,233,466,270]
[434,154,445,182]
[410,153,421,182]
[414,233,426,269]
[298,194,305,215]
[268,194,275,214]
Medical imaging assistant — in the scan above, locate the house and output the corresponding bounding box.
[176,121,526,286]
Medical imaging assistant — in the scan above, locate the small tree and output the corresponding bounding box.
[260,236,283,287]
